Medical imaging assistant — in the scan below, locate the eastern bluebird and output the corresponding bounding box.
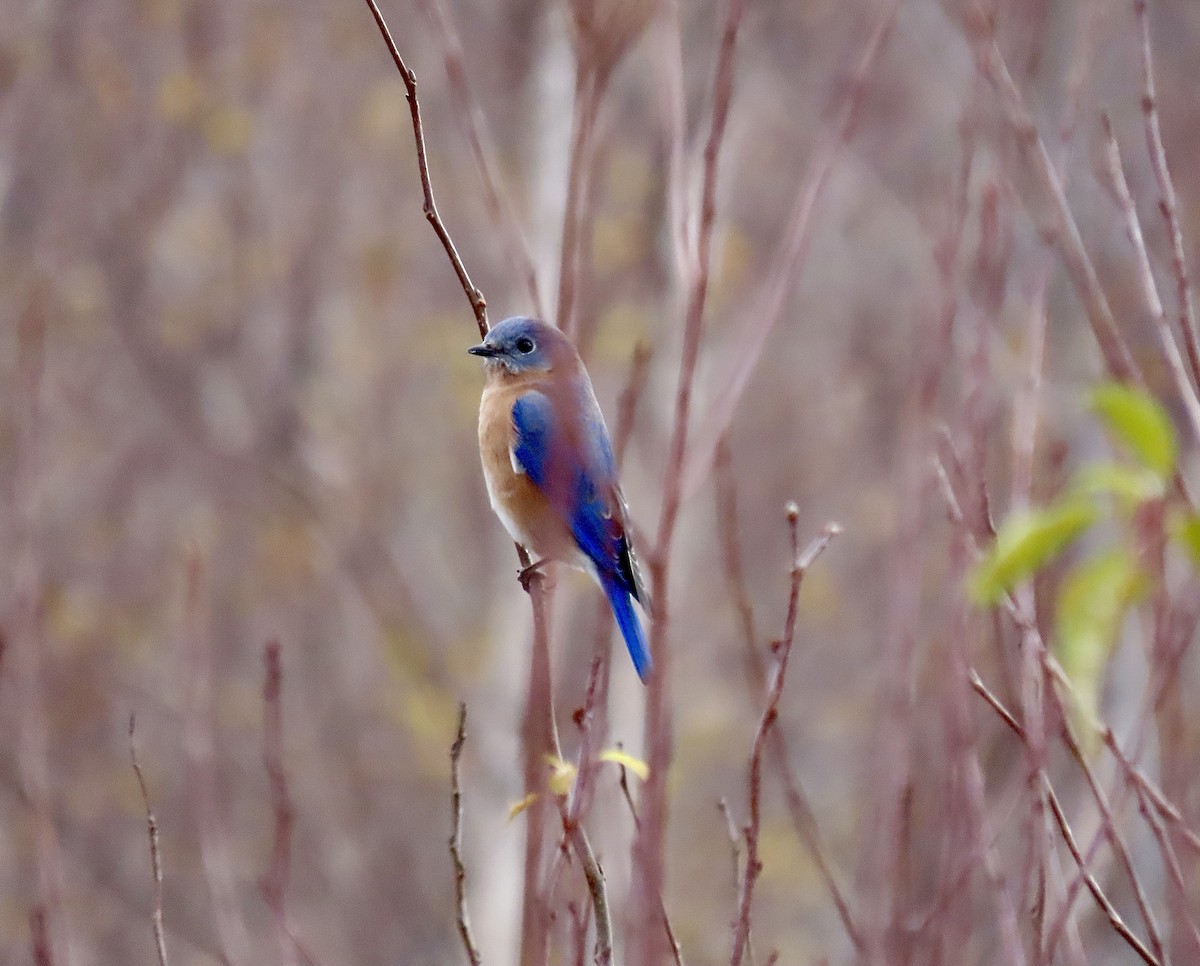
[469,316,652,681]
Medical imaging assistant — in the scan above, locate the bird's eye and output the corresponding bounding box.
[516,337,535,354]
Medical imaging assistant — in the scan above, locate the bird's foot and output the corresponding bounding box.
[517,557,549,593]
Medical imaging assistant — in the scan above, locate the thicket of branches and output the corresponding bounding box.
[3,0,1200,964]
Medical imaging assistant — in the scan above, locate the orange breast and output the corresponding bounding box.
[478,379,578,563]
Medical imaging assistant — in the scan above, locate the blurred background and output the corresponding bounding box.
[3,0,1200,962]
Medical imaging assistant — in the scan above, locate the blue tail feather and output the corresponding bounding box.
[601,574,652,681]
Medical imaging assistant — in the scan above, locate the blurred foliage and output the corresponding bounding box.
[3,0,1200,962]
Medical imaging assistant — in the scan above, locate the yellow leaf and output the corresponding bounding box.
[545,755,577,796]
[508,793,539,821]
[599,748,649,781]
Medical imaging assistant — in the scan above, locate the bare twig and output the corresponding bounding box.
[971,29,1141,385]
[449,704,482,966]
[970,672,1162,966]
[556,797,613,966]
[1054,698,1165,963]
[1099,112,1200,441]
[30,907,52,966]
[1102,728,1200,858]
[968,671,1024,741]
[129,715,170,966]
[258,641,315,966]
[683,0,901,495]
[558,67,605,338]
[714,436,759,681]
[412,0,543,317]
[730,515,841,966]
[360,0,487,336]
[1136,0,1200,390]
[613,756,685,966]
[1104,728,1200,953]
[717,798,744,899]
[1044,788,1160,966]
[715,437,861,952]
[636,0,750,958]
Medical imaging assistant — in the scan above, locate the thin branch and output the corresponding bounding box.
[614,756,685,966]
[653,0,748,560]
[449,704,482,966]
[1124,755,1200,956]
[129,715,170,966]
[971,28,1142,385]
[1104,728,1200,953]
[1136,0,1200,390]
[636,0,750,957]
[1099,112,1200,441]
[970,671,1162,966]
[1102,728,1200,858]
[412,0,543,317]
[716,799,744,901]
[715,438,862,952]
[717,798,756,966]
[258,641,316,966]
[558,67,604,337]
[1043,788,1161,966]
[30,907,52,966]
[556,798,613,966]
[1054,697,1165,963]
[714,436,759,682]
[730,515,841,966]
[360,0,487,336]
[683,0,901,495]
[968,671,1024,741]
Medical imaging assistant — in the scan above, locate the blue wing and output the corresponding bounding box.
[512,391,652,679]
[511,392,629,588]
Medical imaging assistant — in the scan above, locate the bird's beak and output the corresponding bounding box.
[468,342,499,358]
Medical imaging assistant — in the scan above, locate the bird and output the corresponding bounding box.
[468,316,652,681]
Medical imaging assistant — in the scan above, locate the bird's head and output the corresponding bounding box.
[467,317,575,376]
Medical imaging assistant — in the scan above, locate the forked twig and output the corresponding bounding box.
[715,440,861,951]
[730,515,841,966]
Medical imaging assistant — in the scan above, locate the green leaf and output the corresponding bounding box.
[1056,548,1147,732]
[969,501,1098,605]
[1171,512,1200,568]
[1071,462,1164,505]
[1090,383,1178,481]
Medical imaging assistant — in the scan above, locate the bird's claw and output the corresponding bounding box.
[517,557,548,593]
